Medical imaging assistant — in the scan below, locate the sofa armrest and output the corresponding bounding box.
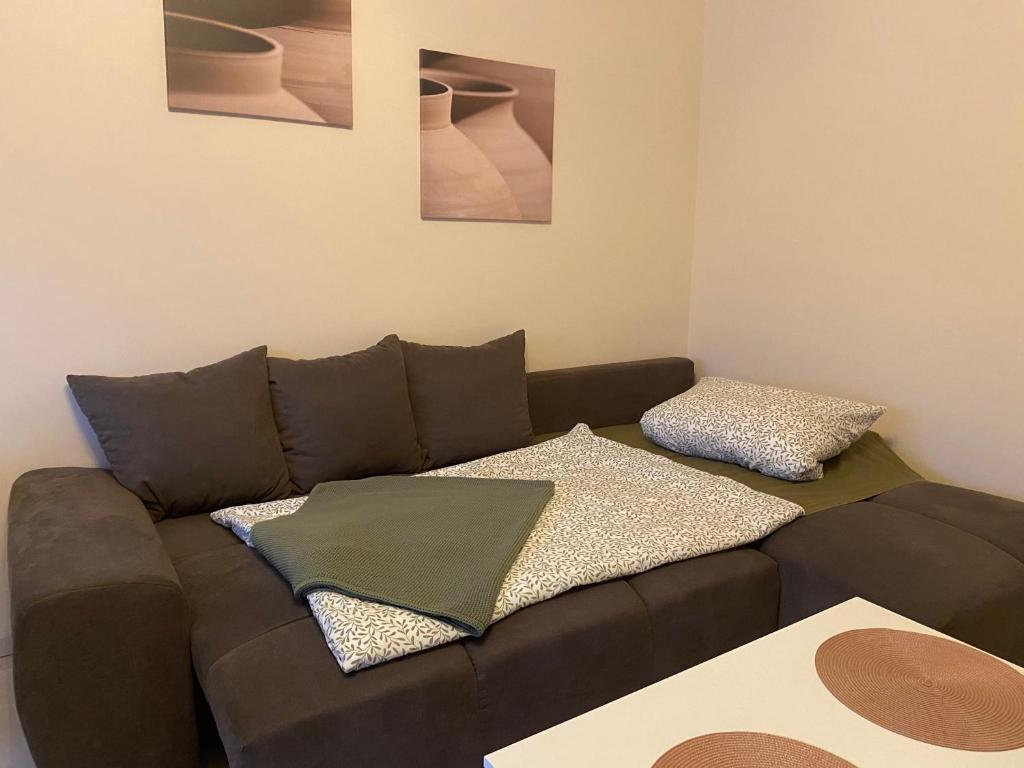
[8,468,198,768]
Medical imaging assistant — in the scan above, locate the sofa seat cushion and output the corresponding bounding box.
[157,513,242,564]
[460,548,781,754]
[760,501,1024,665]
[870,480,1024,564]
[170,520,781,767]
[165,520,311,685]
[463,580,654,754]
[205,620,482,768]
[627,548,779,680]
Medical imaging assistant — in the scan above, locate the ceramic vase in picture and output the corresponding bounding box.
[426,52,555,162]
[420,79,523,221]
[423,68,553,222]
[253,0,353,126]
[164,12,324,123]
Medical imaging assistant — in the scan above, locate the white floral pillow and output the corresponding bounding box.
[640,377,886,481]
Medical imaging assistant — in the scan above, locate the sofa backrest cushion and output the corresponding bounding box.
[527,357,696,435]
[67,346,291,522]
[268,335,424,494]
[401,330,533,469]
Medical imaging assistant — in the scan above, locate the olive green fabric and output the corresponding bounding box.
[534,424,920,514]
[251,476,554,635]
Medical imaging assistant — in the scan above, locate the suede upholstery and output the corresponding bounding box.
[402,331,533,469]
[67,346,291,521]
[205,621,483,768]
[162,511,779,768]
[157,512,243,564]
[760,495,1024,665]
[267,336,423,493]
[627,548,779,680]
[464,580,656,753]
[175,542,311,686]
[527,356,695,434]
[871,480,1024,564]
[8,468,197,768]
[10,356,1024,768]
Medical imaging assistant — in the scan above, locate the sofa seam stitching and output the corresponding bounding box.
[15,580,184,624]
[202,614,312,687]
[458,641,486,751]
[870,500,1024,569]
[622,579,658,675]
[170,541,245,568]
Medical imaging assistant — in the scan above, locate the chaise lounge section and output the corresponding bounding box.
[9,357,1024,768]
[762,482,1024,666]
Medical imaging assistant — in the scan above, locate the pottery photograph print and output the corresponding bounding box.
[420,50,555,223]
[163,0,353,128]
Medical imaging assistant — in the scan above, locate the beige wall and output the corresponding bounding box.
[691,0,1024,500]
[0,0,705,646]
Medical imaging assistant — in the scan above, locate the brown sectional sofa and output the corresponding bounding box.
[9,357,1024,768]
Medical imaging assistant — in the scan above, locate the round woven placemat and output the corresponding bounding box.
[815,628,1024,751]
[651,732,857,768]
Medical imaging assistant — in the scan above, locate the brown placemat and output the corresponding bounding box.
[816,628,1024,751]
[651,732,857,768]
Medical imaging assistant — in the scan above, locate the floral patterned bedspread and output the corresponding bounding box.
[212,424,803,672]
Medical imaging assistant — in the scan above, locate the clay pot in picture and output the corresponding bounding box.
[420,79,522,222]
[254,0,352,126]
[164,12,324,123]
[164,1,353,126]
[423,69,552,222]
[424,53,555,161]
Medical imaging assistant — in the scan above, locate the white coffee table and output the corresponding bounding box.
[484,597,1024,767]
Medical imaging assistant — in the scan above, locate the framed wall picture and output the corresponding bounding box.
[420,50,555,222]
[163,1,353,128]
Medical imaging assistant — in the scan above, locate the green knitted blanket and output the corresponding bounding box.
[250,476,554,636]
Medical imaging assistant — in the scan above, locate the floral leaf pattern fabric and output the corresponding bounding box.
[212,424,803,672]
[641,377,886,481]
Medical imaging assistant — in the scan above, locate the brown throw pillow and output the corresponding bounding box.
[401,330,533,469]
[67,347,291,522]
[268,335,424,494]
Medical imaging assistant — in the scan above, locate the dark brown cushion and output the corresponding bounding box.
[156,512,244,565]
[166,511,782,766]
[462,580,655,753]
[626,549,779,680]
[401,330,532,469]
[760,502,1024,665]
[204,621,482,768]
[174,544,311,686]
[267,335,423,494]
[870,481,1024,564]
[527,357,695,434]
[67,347,291,521]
